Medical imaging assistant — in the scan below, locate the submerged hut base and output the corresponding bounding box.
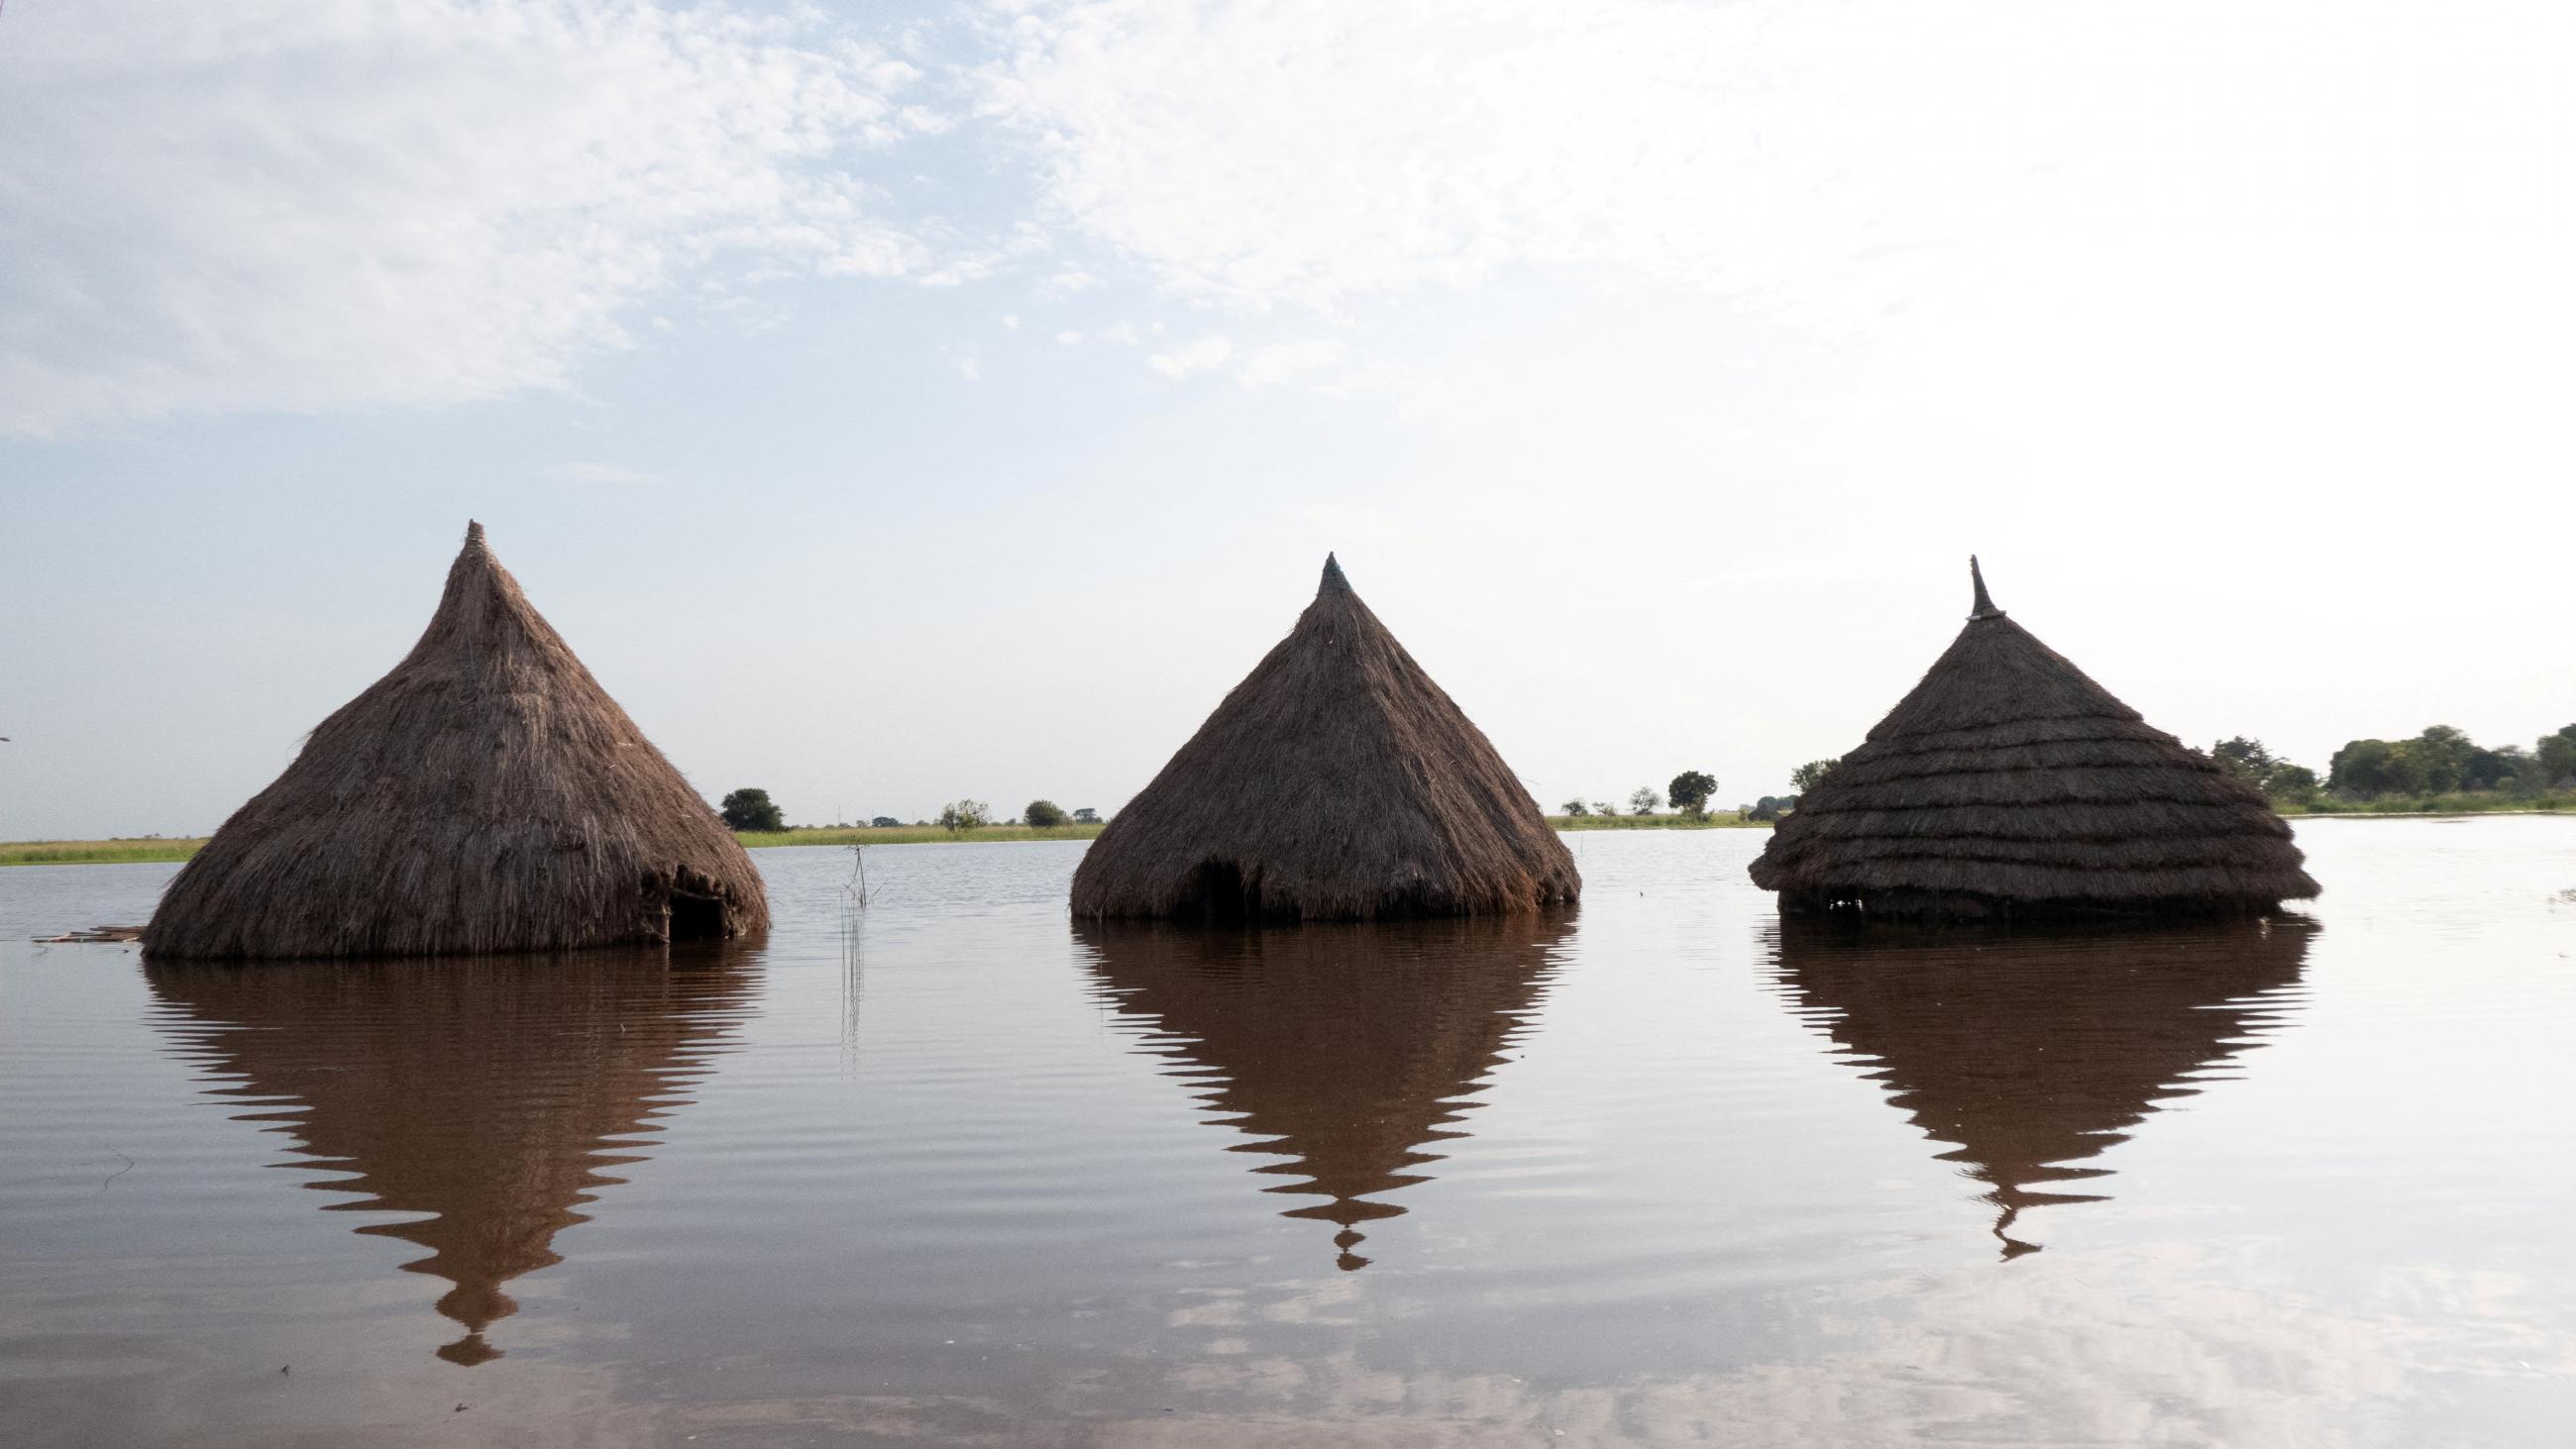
[1779,885,2302,924]
[1150,857,1538,924]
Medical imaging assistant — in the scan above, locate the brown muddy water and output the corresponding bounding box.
[3,822,2573,1447]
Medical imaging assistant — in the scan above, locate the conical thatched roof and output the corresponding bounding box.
[1749,559,2319,919]
[1071,556,1578,921]
[1771,917,2309,1256]
[146,945,755,1364]
[147,522,769,958]
[1077,915,1566,1270]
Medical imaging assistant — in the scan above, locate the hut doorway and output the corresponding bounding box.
[1176,859,1269,924]
[667,889,727,942]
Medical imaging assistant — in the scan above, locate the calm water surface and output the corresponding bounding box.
[4,823,2573,1446]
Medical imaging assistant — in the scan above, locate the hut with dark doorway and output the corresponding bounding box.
[146,522,769,958]
[1771,916,2310,1257]
[1748,559,2318,920]
[1070,556,1578,921]
[1076,914,1567,1270]
[146,944,757,1364]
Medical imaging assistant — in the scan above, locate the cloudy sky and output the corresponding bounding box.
[5,0,2571,839]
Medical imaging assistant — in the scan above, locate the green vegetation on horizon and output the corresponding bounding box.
[19,793,2576,869]
[0,838,206,867]
[732,823,1104,848]
[1547,813,1771,831]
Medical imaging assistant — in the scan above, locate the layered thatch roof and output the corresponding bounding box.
[1071,556,1578,921]
[147,522,769,958]
[1077,915,1566,1270]
[147,945,756,1363]
[1771,916,2310,1256]
[1749,559,2319,919]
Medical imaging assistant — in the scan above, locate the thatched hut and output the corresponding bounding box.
[1749,560,2318,920]
[1070,556,1578,921]
[146,522,769,958]
[148,945,755,1363]
[1771,916,2309,1256]
[1076,914,1566,1270]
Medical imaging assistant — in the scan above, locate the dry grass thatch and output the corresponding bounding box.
[1070,556,1579,921]
[146,522,769,959]
[1771,914,2310,1256]
[1076,913,1567,1269]
[1749,559,2319,919]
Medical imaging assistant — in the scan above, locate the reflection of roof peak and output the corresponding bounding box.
[144,948,757,1362]
[1771,918,2311,1257]
[1078,917,1569,1268]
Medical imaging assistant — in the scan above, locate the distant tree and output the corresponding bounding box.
[2462,745,2524,791]
[1789,759,1841,794]
[1560,798,1590,816]
[1024,799,1069,828]
[2264,764,2319,805]
[2327,738,2400,797]
[1628,786,1661,816]
[1747,794,1787,822]
[1666,771,1717,817]
[719,788,786,832]
[870,816,900,828]
[1591,800,1616,818]
[937,799,992,833]
[2207,737,2279,790]
[2537,726,2576,786]
[1072,807,1101,824]
[2406,725,2477,794]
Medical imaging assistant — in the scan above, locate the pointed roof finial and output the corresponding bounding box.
[1319,552,1349,595]
[1969,555,2003,621]
[465,519,487,550]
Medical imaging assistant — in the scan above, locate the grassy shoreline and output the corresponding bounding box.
[2278,791,2572,818]
[12,794,2571,867]
[0,823,1110,867]
[1547,814,1771,830]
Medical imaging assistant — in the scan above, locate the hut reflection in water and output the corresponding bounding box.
[1769,917,2311,1257]
[146,944,756,1365]
[1076,914,1569,1271]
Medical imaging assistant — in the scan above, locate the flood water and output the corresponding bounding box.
[4,822,2573,1446]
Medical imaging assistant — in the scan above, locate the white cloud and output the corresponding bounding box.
[0,0,931,437]
[1234,339,1344,388]
[1148,334,1234,379]
[1054,331,1085,346]
[980,0,2576,342]
[541,462,661,486]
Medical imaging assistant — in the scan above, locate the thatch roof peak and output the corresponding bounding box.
[146,527,769,957]
[465,518,487,549]
[1969,555,2003,621]
[1319,551,1349,596]
[1072,562,1578,920]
